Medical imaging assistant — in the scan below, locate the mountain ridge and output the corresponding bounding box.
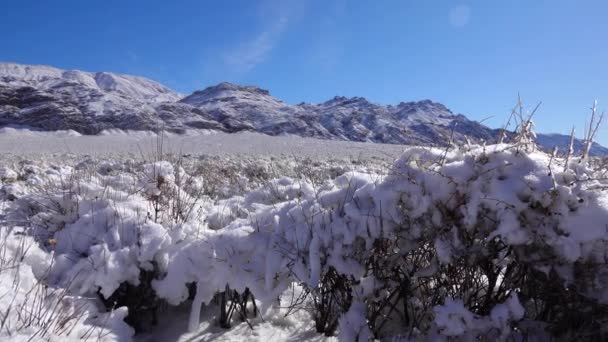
[1,62,606,155]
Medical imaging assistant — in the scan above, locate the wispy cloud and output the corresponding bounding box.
[221,0,302,73]
[222,16,289,72]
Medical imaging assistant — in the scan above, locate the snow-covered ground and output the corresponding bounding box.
[1,136,608,341]
[0,134,395,341]
[135,285,335,342]
[0,128,407,159]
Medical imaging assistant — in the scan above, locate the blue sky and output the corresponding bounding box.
[1,0,607,143]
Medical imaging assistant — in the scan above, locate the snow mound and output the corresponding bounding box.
[0,229,134,341]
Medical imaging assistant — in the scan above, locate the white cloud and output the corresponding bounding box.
[222,0,300,73]
[449,5,471,28]
[222,15,289,72]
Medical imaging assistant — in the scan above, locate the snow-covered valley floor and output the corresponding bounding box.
[1,130,608,341]
[0,128,407,159]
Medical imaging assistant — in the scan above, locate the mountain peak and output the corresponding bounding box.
[199,82,270,95]
[0,62,181,103]
[395,99,451,113]
[0,62,63,83]
[322,95,371,106]
[180,82,274,107]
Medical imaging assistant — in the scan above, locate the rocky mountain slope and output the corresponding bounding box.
[1,62,606,154]
[179,82,501,145]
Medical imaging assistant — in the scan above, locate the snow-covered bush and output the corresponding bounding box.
[0,228,133,341]
[155,144,608,340]
[6,158,201,332]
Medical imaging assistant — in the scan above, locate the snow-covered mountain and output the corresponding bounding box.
[179,82,501,145]
[1,62,605,154]
[0,63,181,103]
[536,133,608,156]
[0,63,203,133]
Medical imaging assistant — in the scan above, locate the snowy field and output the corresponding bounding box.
[0,130,398,341]
[0,128,407,159]
[1,131,608,341]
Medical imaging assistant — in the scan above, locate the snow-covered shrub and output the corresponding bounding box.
[351,145,608,339]
[136,158,208,225]
[154,144,608,340]
[0,228,133,341]
[311,266,353,336]
[5,158,208,332]
[0,166,18,182]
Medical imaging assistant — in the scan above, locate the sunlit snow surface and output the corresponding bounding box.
[0,128,407,159]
